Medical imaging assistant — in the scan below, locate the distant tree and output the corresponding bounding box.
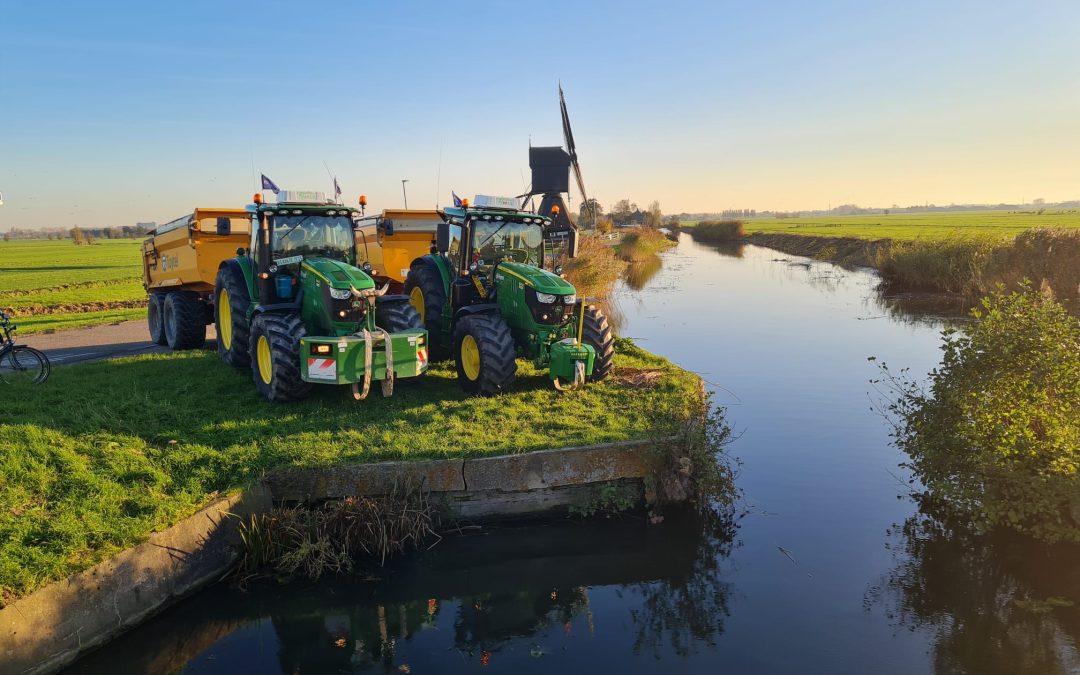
[611,199,633,225]
[2,233,8,242]
[597,216,614,234]
[86,233,96,245]
[646,200,663,228]
[578,197,603,228]
[71,226,85,245]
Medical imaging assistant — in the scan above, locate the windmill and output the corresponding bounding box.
[523,85,593,247]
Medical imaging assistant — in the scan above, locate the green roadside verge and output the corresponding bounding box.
[0,338,700,606]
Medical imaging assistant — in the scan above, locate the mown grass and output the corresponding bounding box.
[0,239,146,333]
[0,339,701,604]
[683,210,1080,241]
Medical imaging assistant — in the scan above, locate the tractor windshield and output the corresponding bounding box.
[272,214,355,265]
[471,219,544,273]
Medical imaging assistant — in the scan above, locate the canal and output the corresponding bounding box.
[67,234,1080,674]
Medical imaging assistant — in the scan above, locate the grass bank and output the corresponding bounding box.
[0,339,701,604]
[0,239,146,333]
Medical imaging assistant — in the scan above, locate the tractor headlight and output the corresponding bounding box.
[329,287,352,300]
[535,291,557,304]
[563,294,576,306]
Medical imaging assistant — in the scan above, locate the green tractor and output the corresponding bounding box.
[403,201,614,395]
[214,190,429,402]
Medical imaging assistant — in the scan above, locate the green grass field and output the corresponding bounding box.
[0,239,146,333]
[0,339,699,604]
[684,210,1080,242]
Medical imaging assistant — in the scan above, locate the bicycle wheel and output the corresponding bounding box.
[0,346,51,384]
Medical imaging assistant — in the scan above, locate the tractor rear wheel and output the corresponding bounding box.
[215,265,252,368]
[404,262,448,359]
[453,313,517,396]
[581,304,615,381]
[248,313,311,403]
[147,293,167,345]
[163,291,207,350]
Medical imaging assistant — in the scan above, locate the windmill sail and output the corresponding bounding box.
[559,85,591,216]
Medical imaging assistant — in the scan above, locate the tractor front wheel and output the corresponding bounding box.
[249,313,312,403]
[453,313,517,396]
[581,304,615,381]
[215,265,252,368]
[404,262,448,359]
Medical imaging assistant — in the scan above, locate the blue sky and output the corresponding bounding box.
[3,1,1080,228]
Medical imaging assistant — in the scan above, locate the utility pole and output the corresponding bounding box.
[401,179,410,209]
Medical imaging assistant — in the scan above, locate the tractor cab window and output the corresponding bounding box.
[469,219,543,278]
[272,214,355,265]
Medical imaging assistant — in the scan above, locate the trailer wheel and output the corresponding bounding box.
[375,298,425,385]
[215,266,251,368]
[163,291,207,350]
[581,304,615,381]
[404,262,448,359]
[147,293,167,345]
[453,312,517,396]
[249,312,312,403]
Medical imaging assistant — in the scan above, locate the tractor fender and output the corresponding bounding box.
[453,303,500,322]
[218,257,254,297]
[409,254,451,293]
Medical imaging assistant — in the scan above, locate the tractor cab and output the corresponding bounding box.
[248,191,377,336]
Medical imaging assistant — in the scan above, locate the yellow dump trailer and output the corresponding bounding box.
[354,209,442,289]
[141,208,250,349]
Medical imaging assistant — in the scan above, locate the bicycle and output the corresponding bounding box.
[0,310,50,384]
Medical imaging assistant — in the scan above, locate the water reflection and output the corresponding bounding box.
[623,254,664,290]
[68,509,737,674]
[866,508,1080,674]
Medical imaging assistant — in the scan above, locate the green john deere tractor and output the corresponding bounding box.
[214,190,429,402]
[403,202,614,395]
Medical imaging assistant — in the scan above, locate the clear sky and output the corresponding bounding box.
[3,0,1080,229]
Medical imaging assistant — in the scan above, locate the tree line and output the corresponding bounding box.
[575,198,667,233]
[0,224,154,243]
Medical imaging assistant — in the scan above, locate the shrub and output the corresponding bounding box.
[878,285,1080,542]
[563,233,625,298]
[618,227,673,262]
[876,235,999,295]
[689,220,744,242]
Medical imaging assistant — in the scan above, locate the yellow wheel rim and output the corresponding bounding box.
[409,286,425,323]
[460,334,481,381]
[256,335,273,385]
[218,289,232,350]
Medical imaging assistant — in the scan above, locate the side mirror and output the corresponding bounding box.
[436,222,451,253]
[382,219,395,236]
[216,217,231,235]
[567,228,579,258]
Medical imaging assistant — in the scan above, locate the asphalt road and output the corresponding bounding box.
[22,320,217,366]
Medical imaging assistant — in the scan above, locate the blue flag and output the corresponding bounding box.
[452,191,462,207]
[260,174,280,194]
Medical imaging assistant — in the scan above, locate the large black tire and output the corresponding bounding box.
[375,298,426,386]
[248,313,312,403]
[163,291,207,350]
[147,293,167,345]
[581,304,615,381]
[453,313,517,396]
[404,261,448,359]
[215,265,252,368]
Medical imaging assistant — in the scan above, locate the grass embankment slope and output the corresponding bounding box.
[686,211,1080,297]
[0,341,700,604]
[0,239,146,334]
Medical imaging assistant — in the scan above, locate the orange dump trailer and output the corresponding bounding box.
[354,209,443,289]
[141,208,250,349]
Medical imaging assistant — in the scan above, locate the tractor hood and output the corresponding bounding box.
[300,257,376,291]
[496,261,576,296]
